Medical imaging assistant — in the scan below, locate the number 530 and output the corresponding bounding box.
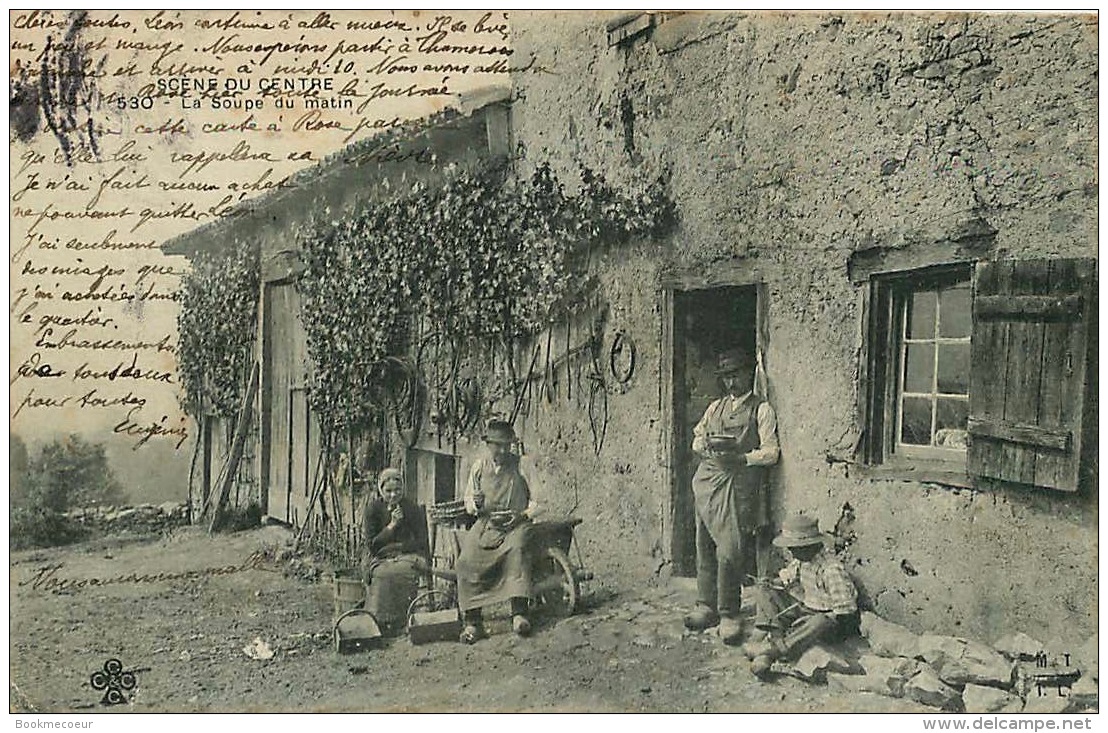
[116,95,153,110]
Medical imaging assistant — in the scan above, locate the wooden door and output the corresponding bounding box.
[263,281,320,525]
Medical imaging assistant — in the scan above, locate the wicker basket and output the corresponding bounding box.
[428,499,468,525]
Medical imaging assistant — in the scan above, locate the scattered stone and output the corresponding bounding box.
[768,660,806,680]
[962,683,1020,713]
[1076,634,1098,681]
[1023,692,1071,714]
[242,637,275,661]
[937,643,1016,688]
[859,654,922,697]
[792,644,859,681]
[916,634,1015,688]
[904,667,962,711]
[869,653,922,676]
[860,611,920,658]
[917,634,966,665]
[994,632,1046,661]
[827,672,876,694]
[1066,675,1099,711]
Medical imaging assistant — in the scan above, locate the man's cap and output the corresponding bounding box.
[715,348,756,376]
[482,419,517,445]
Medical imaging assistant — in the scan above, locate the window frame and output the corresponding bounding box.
[894,276,972,461]
[862,262,974,480]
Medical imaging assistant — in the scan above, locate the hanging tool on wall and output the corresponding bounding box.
[509,344,541,426]
[609,329,637,385]
[204,362,259,533]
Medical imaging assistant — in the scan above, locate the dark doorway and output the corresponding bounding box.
[670,285,759,576]
[434,453,457,504]
[406,448,458,507]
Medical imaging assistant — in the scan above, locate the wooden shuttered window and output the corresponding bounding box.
[967,258,1096,492]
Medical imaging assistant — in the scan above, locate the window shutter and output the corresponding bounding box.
[967,258,1095,491]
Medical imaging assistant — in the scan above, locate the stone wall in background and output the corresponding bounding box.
[67,502,191,536]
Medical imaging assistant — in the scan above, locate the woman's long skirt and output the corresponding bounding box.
[364,553,424,630]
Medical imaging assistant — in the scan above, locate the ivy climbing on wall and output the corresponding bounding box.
[295,159,676,441]
[176,239,260,419]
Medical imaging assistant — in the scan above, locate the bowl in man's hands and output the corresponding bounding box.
[707,435,738,451]
[488,510,516,528]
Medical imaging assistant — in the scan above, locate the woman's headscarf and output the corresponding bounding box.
[377,467,403,494]
[362,468,405,538]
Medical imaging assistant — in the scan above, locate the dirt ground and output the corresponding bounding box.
[9,525,934,713]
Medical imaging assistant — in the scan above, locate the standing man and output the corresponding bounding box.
[684,348,780,644]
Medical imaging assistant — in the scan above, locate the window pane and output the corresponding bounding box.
[937,343,970,394]
[903,343,935,393]
[940,285,971,338]
[935,398,969,449]
[901,396,933,445]
[907,291,937,339]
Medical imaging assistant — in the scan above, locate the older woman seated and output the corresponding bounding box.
[456,420,537,644]
[360,467,429,632]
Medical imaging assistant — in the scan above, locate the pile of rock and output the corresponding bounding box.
[827,612,1098,713]
[252,544,324,583]
[67,502,190,535]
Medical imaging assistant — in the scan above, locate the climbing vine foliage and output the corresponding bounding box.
[297,161,676,438]
[177,240,259,419]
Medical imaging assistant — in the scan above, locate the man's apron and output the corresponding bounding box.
[691,394,767,559]
[456,458,533,612]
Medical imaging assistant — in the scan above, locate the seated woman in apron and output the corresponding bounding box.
[456,420,536,644]
[360,468,429,633]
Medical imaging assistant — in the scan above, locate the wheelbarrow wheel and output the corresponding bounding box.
[533,546,578,617]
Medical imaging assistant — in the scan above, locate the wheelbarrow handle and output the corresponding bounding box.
[427,566,458,582]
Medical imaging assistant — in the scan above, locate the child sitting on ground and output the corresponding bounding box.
[744,513,859,679]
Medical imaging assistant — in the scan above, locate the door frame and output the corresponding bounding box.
[661,278,769,576]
